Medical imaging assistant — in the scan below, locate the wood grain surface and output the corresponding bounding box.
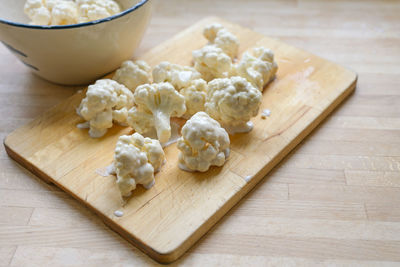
[0,0,399,266]
[3,16,356,263]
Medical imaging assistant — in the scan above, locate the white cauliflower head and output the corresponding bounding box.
[76,0,121,23]
[127,82,186,143]
[152,62,201,91]
[114,133,165,196]
[45,0,61,10]
[180,79,207,119]
[50,0,78,25]
[113,60,151,92]
[24,0,51,25]
[24,0,78,25]
[77,79,134,138]
[205,76,262,133]
[126,107,155,136]
[192,45,233,82]
[203,23,239,59]
[235,47,278,91]
[152,62,207,118]
[177,112,230,172]
[203,23,224,42]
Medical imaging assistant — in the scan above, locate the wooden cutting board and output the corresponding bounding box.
[4,17,357,263]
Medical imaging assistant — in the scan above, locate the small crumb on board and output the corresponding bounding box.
[261,109,271,119]
[114,210,124,217]
[244,175,253,182]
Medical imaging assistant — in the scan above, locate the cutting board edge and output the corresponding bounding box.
[2,16,359,264]
[3,138,169,263]
[149,73,358,263]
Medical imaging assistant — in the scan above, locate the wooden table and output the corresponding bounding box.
[1,0,399,265]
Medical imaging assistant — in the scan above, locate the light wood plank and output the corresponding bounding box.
[179,254,400,267]
[283,154,400,172]
[307,128,400,144]
[345,170,400,187]
[266,167,346,185]
[0,159,59,191]
[352,73,400,96]
[10,246,152,267]
[9,247,400,267]
[366,204,400,223]
[0,225,125,249]
[0,189,78,209]
[333,104,400,118]
[0,206,33,226]
[193,234,400,261]
[232,199,367,221]
[296,140,400,157]
[289,184,400,204]
[323,116,400,131]
[28,207,101,227]
[214,216,400,241]
[0,247,16,266]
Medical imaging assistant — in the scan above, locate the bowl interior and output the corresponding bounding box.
[0,0,141,24]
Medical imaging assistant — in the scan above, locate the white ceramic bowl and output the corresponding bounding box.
[0,0,152,85]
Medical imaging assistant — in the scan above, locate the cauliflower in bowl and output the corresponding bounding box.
[76,0,121,23]
[24,0,79,25]
[24,0,121,26]
[113,133,165,197]
[177,112,230,172]
[77,79,134,138]
[205,76,262,134]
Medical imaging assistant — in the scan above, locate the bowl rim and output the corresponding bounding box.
[0,0,149,30]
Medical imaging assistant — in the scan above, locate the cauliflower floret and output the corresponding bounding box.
[203,23,224,43]
[24,0,120,25]
[77,79,134,138]
[177,112,230,172]
[127,82,186,143]
[203,23,239,59]
[113,133,165,196]
[152,62,201,91]
[45,0,61,10]
[180,79,207,118]
[76,0,120,23]
[126,106,155,135]
[24,0,78,25]
[235,47,278,91]
[113,60,151,92]
[205,76,262,134]
[192,45,233,82]
[50,0,78,25]
[152,62,207,118]
[24,0,51,25]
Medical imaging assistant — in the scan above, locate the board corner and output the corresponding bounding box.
[3,134,16,159]
[145,245,185,264]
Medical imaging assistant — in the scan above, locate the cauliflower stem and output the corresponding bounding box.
[128,83,186,144]
[153,109,172,144]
